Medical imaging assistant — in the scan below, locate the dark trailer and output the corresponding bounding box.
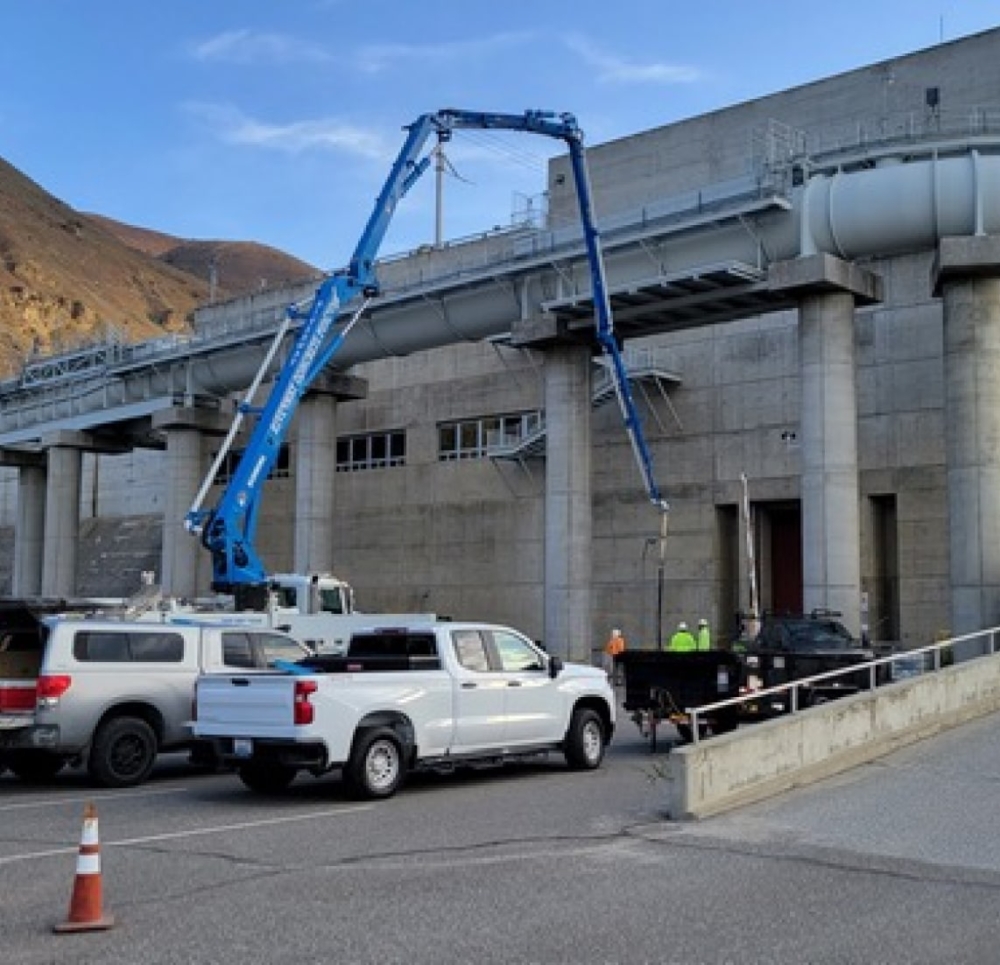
[617,650,742,750]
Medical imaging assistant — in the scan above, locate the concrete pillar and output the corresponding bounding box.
[933,236,1000,634]
[41,439,83,596]
[152,406,236,597]
[769,254,882,637]
[543,342,593,662]
[161,427,205,598]
[294,392,337,575]
[799,289,862,632]
[290,373,366,576]
[14,463,46,596]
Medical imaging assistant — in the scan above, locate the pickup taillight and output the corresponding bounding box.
[36,675,72,700]
[294,680,318,725]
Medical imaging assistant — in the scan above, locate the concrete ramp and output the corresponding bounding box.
[665,650,1000,819]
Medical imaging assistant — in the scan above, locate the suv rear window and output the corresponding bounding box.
[73,631,185,663]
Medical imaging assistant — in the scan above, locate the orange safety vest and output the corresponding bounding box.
[605,633,626,657]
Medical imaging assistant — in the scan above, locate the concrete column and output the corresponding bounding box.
[152,406,236,597]
[799,289,862,632]
[14,463,46,596]
[160,427,205,598]
[294,392,337,575]
[933,236,1000,633]
[543,342,593,662]
[769,255,881,638]
[42,441,83,596]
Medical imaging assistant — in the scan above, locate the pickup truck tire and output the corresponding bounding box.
[6,751,65,783]
[237,763,297,794]
[88,716,158,788]
[343,728,405,800]
[563,708,606,770]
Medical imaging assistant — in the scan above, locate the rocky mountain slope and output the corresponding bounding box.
[0,157,318,378]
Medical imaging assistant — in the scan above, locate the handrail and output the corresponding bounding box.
[686,625,1000,743]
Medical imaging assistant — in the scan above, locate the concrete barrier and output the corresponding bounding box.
[664,650,1000,820]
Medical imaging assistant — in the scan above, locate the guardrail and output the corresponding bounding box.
[687,627,1000,743]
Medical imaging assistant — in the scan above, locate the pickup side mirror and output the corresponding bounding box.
[548,655,564,679]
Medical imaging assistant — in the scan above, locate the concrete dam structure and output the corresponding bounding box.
[2,28,1000,660]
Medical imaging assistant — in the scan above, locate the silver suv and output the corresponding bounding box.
[0,612,310,787]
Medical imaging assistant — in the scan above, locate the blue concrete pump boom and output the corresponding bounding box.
[186,108,668,593]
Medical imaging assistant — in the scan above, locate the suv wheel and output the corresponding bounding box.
[88,716,158,788]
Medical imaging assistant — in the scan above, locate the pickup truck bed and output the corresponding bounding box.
[195,623,617,800]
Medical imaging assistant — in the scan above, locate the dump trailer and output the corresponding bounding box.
[617,649,742,750]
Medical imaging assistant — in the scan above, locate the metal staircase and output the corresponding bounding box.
[487,345,680,475]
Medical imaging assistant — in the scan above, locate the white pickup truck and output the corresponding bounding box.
[194,622,616,799]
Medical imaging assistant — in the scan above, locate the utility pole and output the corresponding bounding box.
[434,142,445,248]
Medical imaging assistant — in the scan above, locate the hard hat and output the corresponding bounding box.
[698,618,708,627]
[678,621,688,631]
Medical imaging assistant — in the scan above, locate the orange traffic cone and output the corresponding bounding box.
[54,802,114,933]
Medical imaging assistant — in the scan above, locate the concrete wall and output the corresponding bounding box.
[664,647,1000,820]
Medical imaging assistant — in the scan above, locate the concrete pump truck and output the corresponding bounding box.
[182,109,669,643]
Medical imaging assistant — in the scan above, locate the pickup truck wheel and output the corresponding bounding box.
[237,763,297,794]
[88,716,158,788]
[564,708,606,770]
[7,751,65,783]
[343,728,405,800]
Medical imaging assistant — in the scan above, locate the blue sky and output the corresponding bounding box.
[1,2,997,270]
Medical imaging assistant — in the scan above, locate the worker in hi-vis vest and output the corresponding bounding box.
[668,621,697,652]
[697,618,711,650]
[603,627,626,684]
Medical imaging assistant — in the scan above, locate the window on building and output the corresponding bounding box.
[212,445,290,485]
[335,430,406,472]
[437,411,540,461]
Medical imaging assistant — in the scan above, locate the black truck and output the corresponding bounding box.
[738,610,891,719]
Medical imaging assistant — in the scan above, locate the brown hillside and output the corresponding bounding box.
[89,215,320,296]
[85,214,180,257]
[161,240,319,296]
[0,158,319,380]
[0,157,207,377]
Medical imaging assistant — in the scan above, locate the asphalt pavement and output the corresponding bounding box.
[2,706,999,964]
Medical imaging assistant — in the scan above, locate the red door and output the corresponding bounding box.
[770,505,802,614]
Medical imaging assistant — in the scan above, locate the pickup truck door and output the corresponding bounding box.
[448,629,509,752]
[488,629,562,745]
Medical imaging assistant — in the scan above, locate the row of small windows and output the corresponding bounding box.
[212,445,291,486]
[438,412,541,462]
[212,412,540,479]
[336,431,406,472]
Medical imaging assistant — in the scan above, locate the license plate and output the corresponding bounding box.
[233,738,253,758]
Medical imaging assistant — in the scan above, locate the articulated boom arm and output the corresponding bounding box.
[187,109,666,593]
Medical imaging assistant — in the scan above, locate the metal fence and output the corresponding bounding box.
[687,626,1000,743]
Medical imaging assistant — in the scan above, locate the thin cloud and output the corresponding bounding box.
[566,35,702,85]
[189,29,332,65]
[355,31,534,74]
[183,102,387,158]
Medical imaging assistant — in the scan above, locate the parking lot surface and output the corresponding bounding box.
[3,709,999,964]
